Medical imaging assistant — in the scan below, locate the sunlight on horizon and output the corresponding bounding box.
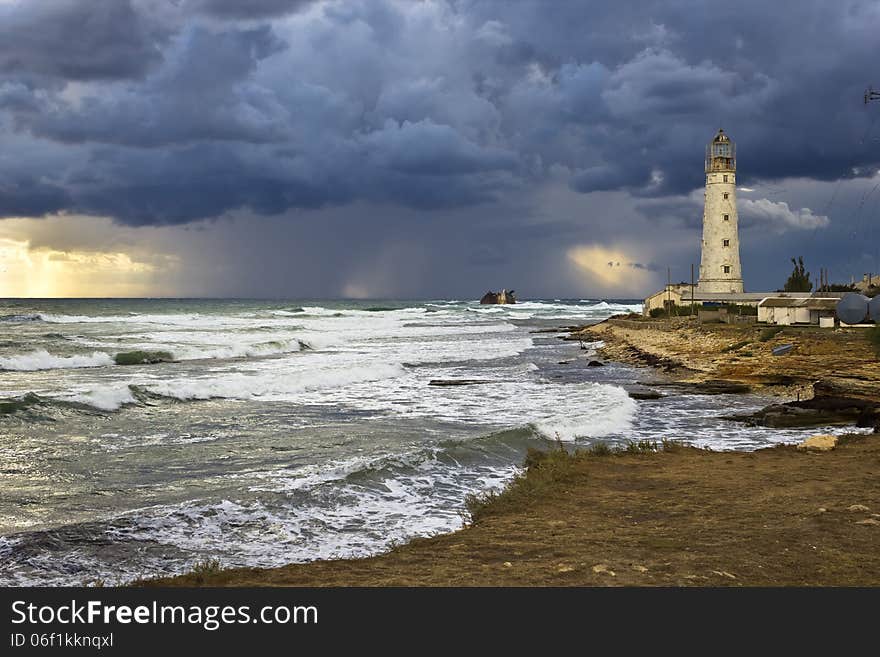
[567,244,653,294]
[0,236,162,298]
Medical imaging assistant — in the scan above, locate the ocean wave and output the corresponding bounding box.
[0,313,42,322]
[140,362,407,402]
[0,350,114,371]
[0,387,137,415]
[37,313,274,329]
[167,338,307,362]
[62,386,137,412]
[580,300,643,314]
[529,383,636,441]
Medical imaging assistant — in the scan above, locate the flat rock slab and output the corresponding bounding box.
[797,434,838,452]
[428,379,493,387]
[727,397,879,429]
[646,380,752,395]
[628,390,665,400]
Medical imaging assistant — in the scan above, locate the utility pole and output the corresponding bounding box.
[691,263,695,317]
[866,87,880,104]
[666,266,671,320]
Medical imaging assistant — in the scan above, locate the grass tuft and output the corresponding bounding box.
[624,440,660,454]
[660,439,685,453]
[867,326,880,358]
[587,442,613,456]
[759,327,784,342]
[185,558,223,585]
[466,448,585,523]
[467,439,688,524]
[722,340,751,353]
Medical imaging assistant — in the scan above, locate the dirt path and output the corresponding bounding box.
[142,436,880,587]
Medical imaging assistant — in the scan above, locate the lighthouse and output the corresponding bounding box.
[697,129,744,294]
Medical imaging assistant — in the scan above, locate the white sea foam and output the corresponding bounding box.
[97,458,518,581]
[582,301,644,314]
[0,350,114,371]
[531,383,637,441]
[62,385,137,411]
[170,338,304,361]
[143,362,407,401]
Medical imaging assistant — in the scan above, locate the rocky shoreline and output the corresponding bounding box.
[572,318,880,431]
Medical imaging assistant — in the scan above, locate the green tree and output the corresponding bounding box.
[783,256,812,292]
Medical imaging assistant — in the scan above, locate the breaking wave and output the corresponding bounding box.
[0,350,114,371]
[142,362,407,403]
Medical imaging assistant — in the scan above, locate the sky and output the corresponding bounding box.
[0,0,879,299]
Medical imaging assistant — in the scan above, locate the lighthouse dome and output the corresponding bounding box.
[706,128,735,172]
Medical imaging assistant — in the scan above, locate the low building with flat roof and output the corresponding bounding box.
[757,297,839,325]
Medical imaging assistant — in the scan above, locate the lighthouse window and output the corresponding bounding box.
[723,175,728,182]
[723,213,729,221]
[723,265,731,274]
[722,239,730,247]
[723,192,729,200]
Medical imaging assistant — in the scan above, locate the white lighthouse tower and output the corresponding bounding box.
[697,129,743,294]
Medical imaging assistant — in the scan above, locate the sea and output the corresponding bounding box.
[0,298,859,585]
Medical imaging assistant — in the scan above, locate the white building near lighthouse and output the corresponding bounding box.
[697,129,744,294]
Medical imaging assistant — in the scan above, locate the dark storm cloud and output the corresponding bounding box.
[23,26,288,147]
[193,0,317,19]
[0,0,878,294]
[0,0,167,81]
[0,174,70,217]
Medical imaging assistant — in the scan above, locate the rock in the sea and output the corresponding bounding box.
[726,400,872,429]
[796,435,838,452]
[587,360,604,367]
[479,289,516,304]
[628,391,664,400]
